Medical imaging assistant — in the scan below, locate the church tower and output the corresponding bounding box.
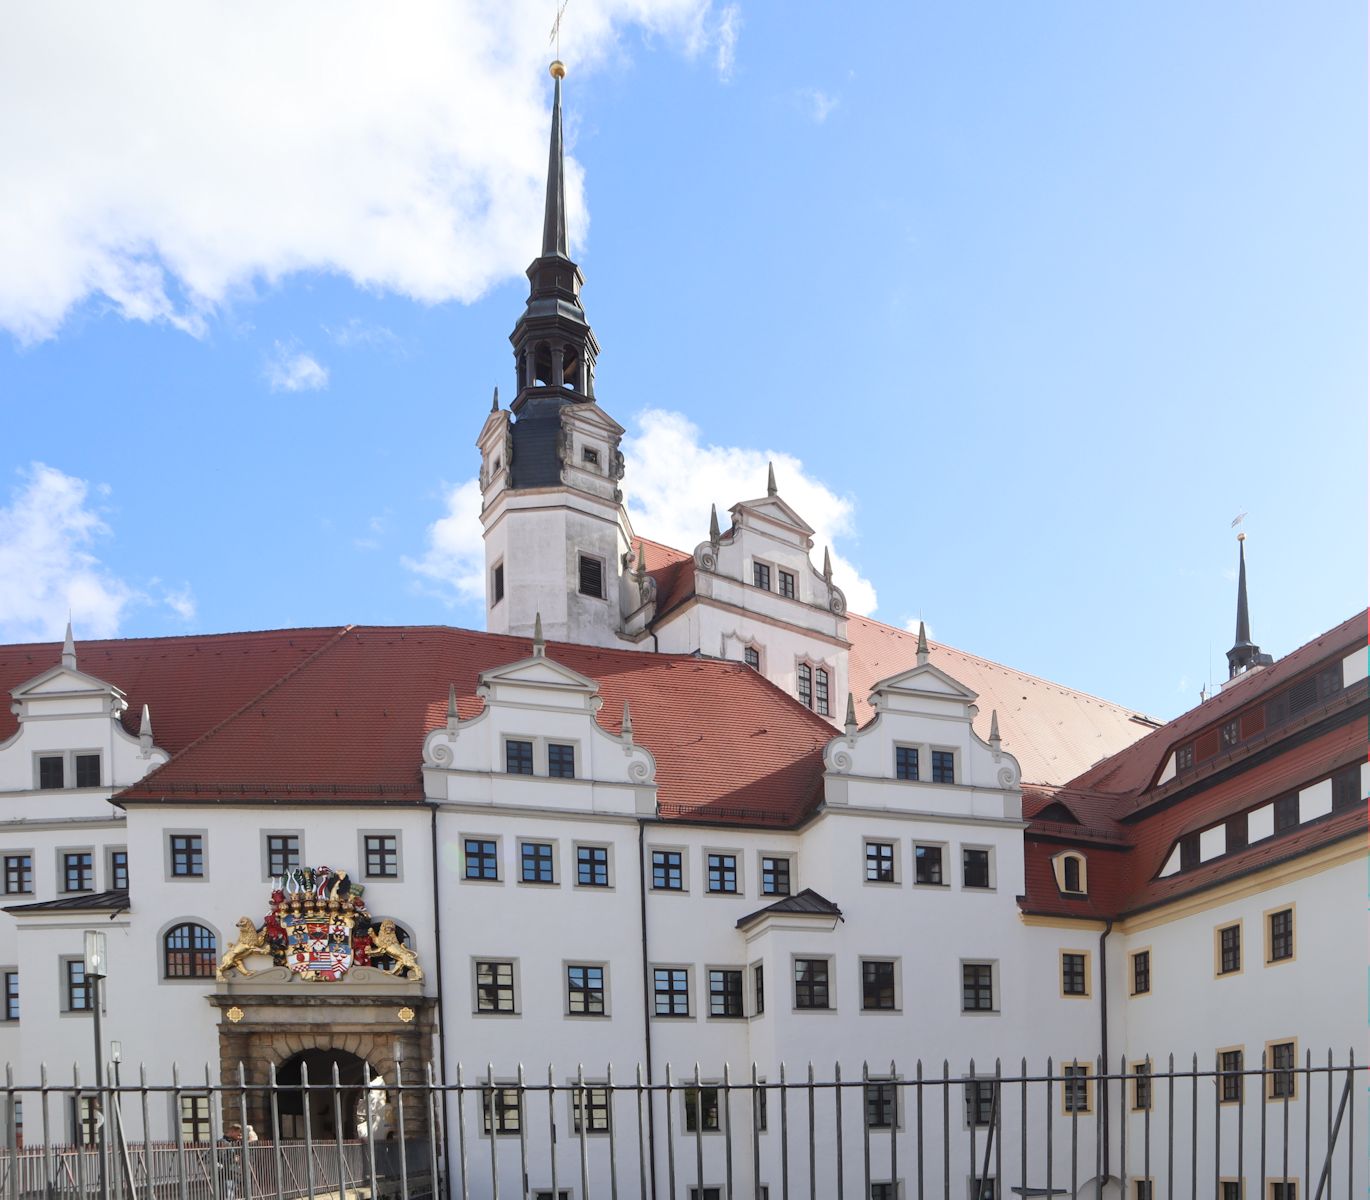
[477,62,637,648]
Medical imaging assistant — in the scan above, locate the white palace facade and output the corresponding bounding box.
[0,64,1364,1200]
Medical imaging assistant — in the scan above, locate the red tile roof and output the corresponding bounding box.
[1019,611,1369,919]
[846,614,1158,786]
[111,626,834,826]
[637,537,697,620]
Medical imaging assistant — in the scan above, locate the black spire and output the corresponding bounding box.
[1226,534,1273,679]
[508,59,600,434]
[542,70,569,259]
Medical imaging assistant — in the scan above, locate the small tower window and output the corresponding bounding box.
[582,446,600,467]
[492,563,505,606]
[744,646,760,671]
[578,555,604,599]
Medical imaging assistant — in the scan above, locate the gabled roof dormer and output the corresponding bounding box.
[422,620,656,814]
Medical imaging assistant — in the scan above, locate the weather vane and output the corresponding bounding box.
[549,0,569,61]
[1231,510,1248,541]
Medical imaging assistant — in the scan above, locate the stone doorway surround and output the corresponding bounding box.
[210,965,436,1137]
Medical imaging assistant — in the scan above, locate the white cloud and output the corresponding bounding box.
[0,1,733,343]
[796,88,840,123]
[405,409,879,619]
[323,318,401,352]
[162,585,197,622]
[0,464,135,641]
[265,342,329,393]
[404,479,486,606]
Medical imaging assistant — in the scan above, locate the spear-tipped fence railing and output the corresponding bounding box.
[0,1052,1357,1200]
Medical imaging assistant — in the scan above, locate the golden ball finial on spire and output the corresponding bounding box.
[550,59,566,79]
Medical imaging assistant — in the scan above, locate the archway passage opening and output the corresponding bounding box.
[274,1049,388,1141]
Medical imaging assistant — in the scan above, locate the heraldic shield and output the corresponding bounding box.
[283,912,355,981]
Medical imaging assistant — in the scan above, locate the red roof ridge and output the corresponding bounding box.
[119,624,356,798]
[846,612,1154,719]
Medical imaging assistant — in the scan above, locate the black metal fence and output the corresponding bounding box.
[0,1052,1358,1200]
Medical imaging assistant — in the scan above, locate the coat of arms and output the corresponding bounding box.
[215,864,422,983]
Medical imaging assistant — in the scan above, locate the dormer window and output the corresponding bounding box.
[1052,851,1087,895]
[779,570,796,599]
[581,446,600,467]
[753,562,771,590]
[35,752,101,791]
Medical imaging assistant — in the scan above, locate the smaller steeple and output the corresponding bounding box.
[139,704,155,756]
[532,612,546,657]
[916,620,930,666]
[844,693,858,736]
[989,709,1002,759]
[491,386,500,413]
[621,700,634,742]
[61,619,76,671]
[766,462,778,496]
[822,547,833,582]
[709,503,721,547]
[1225,533,1273,679]
[447,683,460,733]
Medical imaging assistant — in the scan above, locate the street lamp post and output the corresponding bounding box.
[83,930,111,1200]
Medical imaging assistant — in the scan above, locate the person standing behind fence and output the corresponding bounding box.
[217,1122,257,1200]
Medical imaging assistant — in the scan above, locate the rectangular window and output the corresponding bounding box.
[1135,1183,1154,1200]
[1226,813,1249,853]
[754,1080,768,1130]
[1267,909,1294,962]
[520,842,555,884]
[170,834,204,877]
[1268,1041,1297,1099]
[683,1088,720,1133]
[1332,764,1360,810]
[3,855,32,896]
[653,967,690,1017]
[578,555,604,598]
[797,663,812,708]
[706,853,738,894]
[109,849,128,891]
[581,446,600,467]
[1061,952,1088,996]
[505,739,534,775]
[931,750,955,784]
[964,1078,996,1127]
[1274,793,1299,833]
[962,848,991,889]
[753,563,771,590]
[179,1095,212,1143]
[865,1081,897,1129]
[1218,924,1242,974]
[63,852,93,893]
[760,856,791,896]
[871,1185,899,1200]
[915,844,943,885]
[708,969,744,1018]
[1131,950,1151,995]
[566,964,605,1016]
[744,646,760,670]
[1219,1050,1244,1103]
[65,960,89,1012]
[1175,745,1194,771]
[862,960,897,1011]
[1220,1185,1243,1200]
[1179,833,1201,871]
[971,1180,998,1200]
[895,746,919,780]
[1268,1184,1297,1200]
[364,834,399,878]
[961,962,995,1012]
[1063,1065,1091,1113]
[866,841,896,883]
[465,839,498,881]
[475,961,516,1013]
[547,743,575,778]
[778,570,796,599]
[1131,1062,1152,1111]
[753,963,765,1015]
[492,563,504,605]
[266,835,299,878]
[571,1085,610,1134]
[481,1087,522,1135]
[652,849,683,891]
[2,972,17,1021]
[794,958,830,1009]
[689,1190,723,1200]
[74,754,101,788]
[815,668,830,716]
[38,756,64,790]
[1220,719,1240,748]
[576,845,609,887]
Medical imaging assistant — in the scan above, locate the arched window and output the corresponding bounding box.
[797,663,812,708]
[164,923,217,979]
[1063,857,1081,893]
[1054,852,1087,896]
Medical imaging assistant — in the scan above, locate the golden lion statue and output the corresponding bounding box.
[368,919,423,981]
[216,917,270,981]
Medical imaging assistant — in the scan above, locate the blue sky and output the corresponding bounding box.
[0,1,1363,721]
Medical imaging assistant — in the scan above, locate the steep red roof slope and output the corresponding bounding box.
[0,629,343,754]
[114,626,834,826]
